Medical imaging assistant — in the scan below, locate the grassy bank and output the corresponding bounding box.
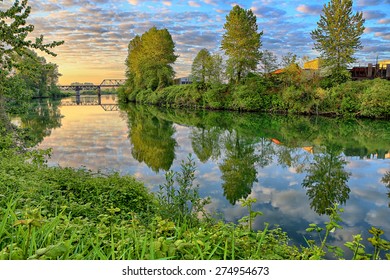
[1,120,389,260]
[119,77,390,119]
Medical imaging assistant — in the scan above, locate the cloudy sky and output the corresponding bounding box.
[2,0,389,84]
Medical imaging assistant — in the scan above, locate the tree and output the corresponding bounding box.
[221,5,262,84]
[1,0,63,133]
[125,27,178,92]
[259,50,278,75]
[12,49,61,97]
[208,53,225,84]
[191,48,211,84]
[0,0,63,71]
[191,49,225,85]
[311,0,365,82]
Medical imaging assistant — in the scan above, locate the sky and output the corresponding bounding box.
[1,0,389,84]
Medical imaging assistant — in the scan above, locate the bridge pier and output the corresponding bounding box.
[76,86,81,105]
[98,87,102,105]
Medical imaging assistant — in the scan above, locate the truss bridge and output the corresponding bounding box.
[58,79,126,105]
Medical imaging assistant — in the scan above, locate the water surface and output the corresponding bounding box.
[24,95,390,257]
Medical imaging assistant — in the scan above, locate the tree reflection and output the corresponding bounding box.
[219,130,258,205]
[190,126,221,162]
[256,138,274,168]
[382,171,390,208]
[18,99,63,147]
[127,106,176,172]
[302,145,351,215]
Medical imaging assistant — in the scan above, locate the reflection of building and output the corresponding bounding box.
[386,152,390,159]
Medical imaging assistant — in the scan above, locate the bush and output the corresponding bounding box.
[203,84,230,109]
[360,79,390,118]
[230,85,263,111]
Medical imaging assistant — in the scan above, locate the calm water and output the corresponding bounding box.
[20,95,390,257]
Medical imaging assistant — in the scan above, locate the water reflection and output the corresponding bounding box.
[126,106,177,172]
[190,126,221,162]
[31,98,390,254]
[302,144,351,215]
[15,99,63,147]
[220,130,259,204]
[382,171,390,208]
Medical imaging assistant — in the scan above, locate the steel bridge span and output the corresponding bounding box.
[58,79,126,105]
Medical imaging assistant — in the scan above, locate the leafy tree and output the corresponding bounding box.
[191,49,225,86]
[311,0,365,83]
[382,171,390,208]
[191,48,211,84]
[125,27,178,92]
[0,0,63,71]
[259,50,278,75]
[208,53,225,84]
[281,52,298,68]
[12,49,61,97]
[221,5,262,84]
[0,0,63,134]
[190,126,222,162]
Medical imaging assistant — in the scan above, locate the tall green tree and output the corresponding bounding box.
[221,5,262,84]
[125,27,178,92]
[311,0,365,83]
[191,48,211,84]
[191,49,224,85]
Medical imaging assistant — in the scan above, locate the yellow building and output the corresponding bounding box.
[303,59,321,70]
[379,60,390,68]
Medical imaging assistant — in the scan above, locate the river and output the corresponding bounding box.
[18,94,390,258]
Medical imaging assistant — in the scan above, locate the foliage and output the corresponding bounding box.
[0,0,63,71]
[11,49,62,98]
[157,154,210,226]
[126,105,177,172]
[311,0,365,81]
[125,27,177,93]
[359,78,390,118]
[304,204,345,259]
[221,5,263,84]
[191,48,212,84]
[259,50,278,75]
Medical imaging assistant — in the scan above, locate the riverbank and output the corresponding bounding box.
[118,77,390,119]
[1,118,389,260]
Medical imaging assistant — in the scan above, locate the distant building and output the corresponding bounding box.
[379,60,390,69]
[174,77,192,85]
[303,59,321,70]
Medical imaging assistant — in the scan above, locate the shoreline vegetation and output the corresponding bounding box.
[118,77,390,119]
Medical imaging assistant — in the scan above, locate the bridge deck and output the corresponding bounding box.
[58,79,126,91]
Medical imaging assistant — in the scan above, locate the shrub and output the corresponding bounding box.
[360,79,390,118]
[203,84,230,109]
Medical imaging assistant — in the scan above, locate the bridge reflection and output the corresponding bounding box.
[60,101,119,111]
